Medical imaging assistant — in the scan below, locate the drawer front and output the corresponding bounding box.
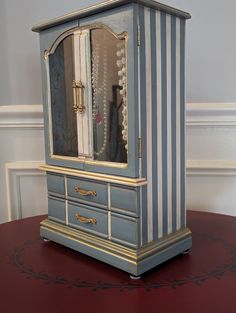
[68,202,108,236]
[67,177,107,206]
[47,173,65,195]
[110,185,139,216]
[111,212,139,247]
[48,196,66,223]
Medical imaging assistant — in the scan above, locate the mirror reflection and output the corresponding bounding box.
[48,26,128,164]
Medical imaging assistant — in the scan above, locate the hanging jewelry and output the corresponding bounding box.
[91,43,108,156]
[116,41,128,151]
[91,44,102,123]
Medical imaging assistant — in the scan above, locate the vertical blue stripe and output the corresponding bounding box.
[132,3,140,178]
[161,12,168,236]
[171,16,177,232]
[180,19,186,228]
[140,6,148,245]
[140,7,147,179]
[150,9,158,241]
[142,185,148,245]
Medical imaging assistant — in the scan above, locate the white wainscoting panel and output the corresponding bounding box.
[5,162,47,221]
[0,105,46,223]
[186,160,236,216]
[186,103,236,217]
[186,103,236,160]
[1,103,236,222]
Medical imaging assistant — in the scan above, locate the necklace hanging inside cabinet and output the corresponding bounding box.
[116,41,128,151]
[91,43,109,157]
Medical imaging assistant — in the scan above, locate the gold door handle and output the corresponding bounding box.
[74,186,97,197]
[72,80,85,114]
[75,213,97,225]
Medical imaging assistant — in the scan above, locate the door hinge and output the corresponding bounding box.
[138,138,142,158]
[137,24,141,46]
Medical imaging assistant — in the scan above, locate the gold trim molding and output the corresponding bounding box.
[39,164,147,186]
[40,218,192,264]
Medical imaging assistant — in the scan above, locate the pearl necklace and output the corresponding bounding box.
[116,42,128,151]
[91,44,108,157]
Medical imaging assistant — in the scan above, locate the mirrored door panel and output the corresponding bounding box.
[49,35,78,157]
[46,25,128,165]
[91,28,127,163]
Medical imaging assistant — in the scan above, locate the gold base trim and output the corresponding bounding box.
[39,164,147,186]
[40,219,192,264]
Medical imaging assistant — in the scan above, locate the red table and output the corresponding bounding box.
[1,211,236,313]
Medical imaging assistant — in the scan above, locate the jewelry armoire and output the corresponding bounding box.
[32,0,192,276]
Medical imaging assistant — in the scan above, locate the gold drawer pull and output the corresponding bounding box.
[74,186,97,197]
[75,213,97,225]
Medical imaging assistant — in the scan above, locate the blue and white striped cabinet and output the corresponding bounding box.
[32,0,192,276]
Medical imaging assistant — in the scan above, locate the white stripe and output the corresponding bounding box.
[137,19,143,244]
[80,32,89,155]
[108,183,111,239]
[156,11,163,239]
[74,30,94,157]
[138,35,142,178]
[64,175,68,225]
[166,15,172,234]
[80,30,93,157]
[45,57,53,156]
[183,21,187,227]
[176,18,181,230]
[145,8,153,243]
[74,33,84,155]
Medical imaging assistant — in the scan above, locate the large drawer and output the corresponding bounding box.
[67,176,107,207]
[68,201,108,237]
[47,173,65,195]
[110,185,139,217]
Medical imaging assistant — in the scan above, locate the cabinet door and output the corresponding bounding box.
[73,29,93,158]
[45,30,93,160]
[43,4,139,177]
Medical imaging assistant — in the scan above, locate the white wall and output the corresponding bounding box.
[163,0,236,102]
[1,0,236,104]
[1,0,236,221]
[0,0,96,105]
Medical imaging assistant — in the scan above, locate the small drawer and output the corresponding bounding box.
[47,173,65,195]
[68,202,108,237]
[67,176,107,206]
[48,196,66,223]
[110,185,139,216]
[111,212,139,247]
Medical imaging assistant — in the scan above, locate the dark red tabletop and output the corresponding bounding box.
[1,211,236,313]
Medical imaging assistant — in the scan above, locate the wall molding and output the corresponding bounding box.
[1,102,236,128]
[5,161,46,221]
[186,102,236,127]
[186,160,236,176]
[2,103,236,175]
[0,105,44,128]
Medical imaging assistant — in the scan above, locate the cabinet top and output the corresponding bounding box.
[32,0,191,33]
